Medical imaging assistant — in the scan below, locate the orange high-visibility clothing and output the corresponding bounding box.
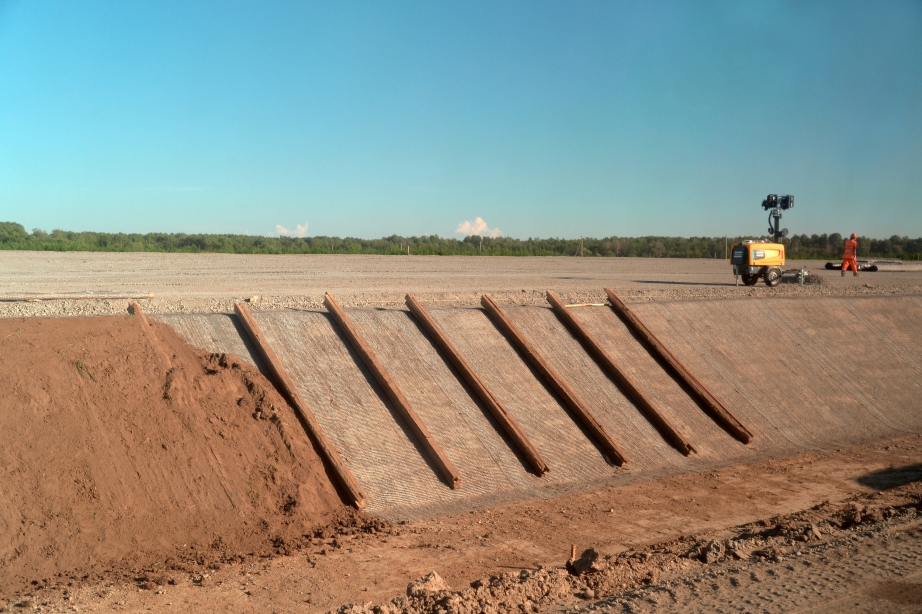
[842,238,858,273]
[843,239,857,259]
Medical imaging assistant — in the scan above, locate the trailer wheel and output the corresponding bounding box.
[741,273,759,286]
[764,267,782,287]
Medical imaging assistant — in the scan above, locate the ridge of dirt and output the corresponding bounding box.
[330,482,922,614]
[0,314,350,599]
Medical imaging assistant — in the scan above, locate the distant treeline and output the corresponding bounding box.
[1,221,920,259]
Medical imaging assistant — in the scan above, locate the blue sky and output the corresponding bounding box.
[0,1,919,239]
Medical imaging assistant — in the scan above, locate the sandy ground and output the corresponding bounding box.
[2,253,922,318]
[3,436,920,613]
[1,253,921,613]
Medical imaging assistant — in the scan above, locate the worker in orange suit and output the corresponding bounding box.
[841,233,859,276]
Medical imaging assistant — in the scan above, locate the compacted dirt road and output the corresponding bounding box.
[2,252,921,318]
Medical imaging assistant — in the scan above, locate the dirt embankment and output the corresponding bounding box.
[0,313,348,597]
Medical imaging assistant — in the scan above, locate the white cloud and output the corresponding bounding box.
[275,223,309,238]
[455,217,502,238]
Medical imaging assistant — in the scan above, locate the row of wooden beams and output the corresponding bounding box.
[323,292,462,490]
[545,290,696,456]
[480,294,629,466]
[604,288,753,444]
[405,293,550,476]
[182,286,752,508]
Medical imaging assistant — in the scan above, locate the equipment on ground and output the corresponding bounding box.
[731,194,794,287]
[824,258,902,272]
[761,193,794,242]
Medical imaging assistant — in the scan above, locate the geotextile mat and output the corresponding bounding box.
[157,295,922,521]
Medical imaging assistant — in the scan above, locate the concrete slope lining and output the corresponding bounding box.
[638,302,817,453]
[632,300,883,451]
[632,296,922,446]
[569,306,747,458]
[154,294,922,521]
[499,305,697,470]
[752,299,919,434]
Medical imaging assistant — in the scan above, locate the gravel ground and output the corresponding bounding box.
[2,252,920,318]
[565,503,922,614]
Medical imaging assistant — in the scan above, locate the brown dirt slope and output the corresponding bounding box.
[0,314,345,594]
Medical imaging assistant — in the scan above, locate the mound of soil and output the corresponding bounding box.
[0,313,346,595]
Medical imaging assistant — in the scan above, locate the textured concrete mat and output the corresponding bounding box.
[428,307,618,487]
[499,305,689,471]
[154,312,266,374]
[569,305,751,458]
[630,296,922,447]
[156,295,922,520]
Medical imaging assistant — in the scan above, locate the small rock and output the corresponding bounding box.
[580,588,596,600]
[810,523,822,539]
[865,284,875,289]
[407,571,449,597]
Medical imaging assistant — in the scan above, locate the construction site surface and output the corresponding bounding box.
[1,253,921,613]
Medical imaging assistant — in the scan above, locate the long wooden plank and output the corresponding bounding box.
[324,292,462,489]
[405,293,550,476]
[480,294,628,466]
[233,302,367,509]
[1,292,155,302]
[127,301,151,327]
[545,290,695,456]
[604,288,753,444]
[127,301,175,370]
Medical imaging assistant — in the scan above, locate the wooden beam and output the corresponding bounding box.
[127,301,151,327]
[233,302,367,509]
[545,290,695,456]
[126,301,175,371]
[604,288,753,444]
[480,294,628,466]
[1,292,155,302]
[324,292,462,489]
[405,293,549,476]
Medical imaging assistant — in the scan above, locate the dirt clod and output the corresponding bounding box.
[567,548,606,575]
[407,572,450,597]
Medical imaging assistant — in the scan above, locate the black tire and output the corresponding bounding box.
[764,267,782,287]
[825,262,837,270]
[741,273,759,286]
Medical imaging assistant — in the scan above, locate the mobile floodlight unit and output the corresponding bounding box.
[730,194,794,287]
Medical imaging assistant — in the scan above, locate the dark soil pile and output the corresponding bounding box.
[0,313,346,595]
